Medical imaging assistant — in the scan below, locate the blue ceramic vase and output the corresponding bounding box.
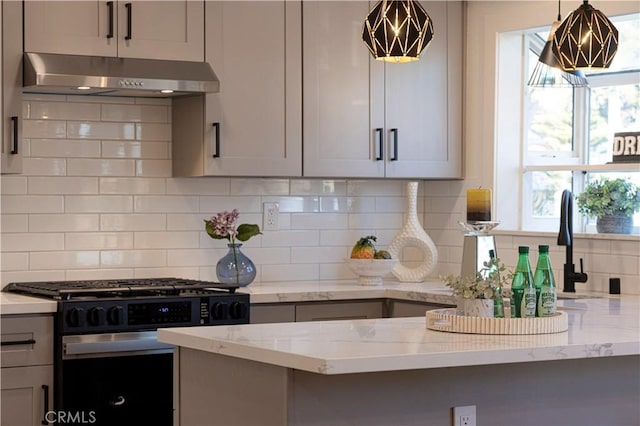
[216,243,256,287]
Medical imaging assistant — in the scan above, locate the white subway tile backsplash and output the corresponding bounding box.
[30,101,101,121]
[1,233,64,252]
[135,195,199,213]
[66,195,133,213]
[100,178,166,195]
[29,214,99,232]
[0,176,27,194]
[67,159,135,176]
[102,104,168,123]
[1,215,28,233]
[290,179,347,195]
[101,141,170,159]
[291,213,348,230]
[68,121,135,140]
[30,251,100,270]
[2,96,636,293]
[23,120,66,139]
[100,250,166,268]
[1,253,29,271]
[229,179,289,195]
[135,160,172,177]
[134,232,199,249]
[1,195,64,214]
[29,177,98,195]
[65,232,134,250]
[100,214,166,231]
[166,178,229,195]
[135,123,171,141]
[30,139,101,158]
[21,158,67,176]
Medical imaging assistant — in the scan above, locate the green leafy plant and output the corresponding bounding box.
[576,178,640,218]
[440,257,510,300]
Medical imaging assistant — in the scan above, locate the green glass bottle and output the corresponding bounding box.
[488,249,504,318]
[511,246,536,318]
[534,245,557,316]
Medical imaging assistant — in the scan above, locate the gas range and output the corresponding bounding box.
[4,277,250,335]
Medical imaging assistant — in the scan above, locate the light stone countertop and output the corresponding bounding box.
[158,282,640,375]
[0,292,57,315]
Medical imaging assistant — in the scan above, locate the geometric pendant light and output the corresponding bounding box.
[528,6,589,88]
[551,0,619,71]
[362,0,434,63]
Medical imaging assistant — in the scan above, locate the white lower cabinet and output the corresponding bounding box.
[172,1,302,177]
[1,315,54,426]
[302,1,463,178]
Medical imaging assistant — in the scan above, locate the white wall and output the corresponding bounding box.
[1,1,638,294]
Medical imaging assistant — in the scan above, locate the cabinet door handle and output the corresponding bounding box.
[1,338,36,346]
[212,122,221,158]
[375,128,384,161]
[41,385,49,425]
[106,1,114,39]
[390,128,398,161]
[10,116,19,154]
[125,3,132,40]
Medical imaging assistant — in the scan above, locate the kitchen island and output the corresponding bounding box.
[159,296,640,426]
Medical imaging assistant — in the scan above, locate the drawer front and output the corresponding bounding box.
[295,301,384,322]
[1,315,54,367]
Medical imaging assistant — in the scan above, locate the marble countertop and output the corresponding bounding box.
[0,292,57,315]
[158,291,640,375]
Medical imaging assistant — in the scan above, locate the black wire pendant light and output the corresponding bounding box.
[551,0,619,70]
[362,0,434,63]
[528,0,589,88]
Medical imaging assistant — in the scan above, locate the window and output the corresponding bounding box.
[517,13,640,234]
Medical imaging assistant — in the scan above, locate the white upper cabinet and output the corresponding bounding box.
[1,0,23,175]
[303,1,463,179]
[172,1,302,177]
[24,1,204,61]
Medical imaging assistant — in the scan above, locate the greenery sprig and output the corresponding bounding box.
[440,257,510,300]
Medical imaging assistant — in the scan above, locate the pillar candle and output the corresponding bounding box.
[467,188,492,222]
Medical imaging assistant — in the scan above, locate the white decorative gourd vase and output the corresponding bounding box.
[388,181,438,282]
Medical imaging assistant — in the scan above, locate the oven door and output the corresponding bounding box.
[60,332,174,426]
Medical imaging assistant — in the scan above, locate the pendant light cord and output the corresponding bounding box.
[557,0,561,21]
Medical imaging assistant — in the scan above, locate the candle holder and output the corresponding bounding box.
[458,221,500,279]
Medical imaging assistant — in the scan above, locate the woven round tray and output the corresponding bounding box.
[426,308,568,335]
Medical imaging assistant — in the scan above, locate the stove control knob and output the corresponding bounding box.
[107,306,124,325]
[87,307,105,326]
[66,307,85,328]
[229,301,245,319]
[210,302,228,320]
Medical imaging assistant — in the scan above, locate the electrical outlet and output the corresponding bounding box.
[263,202,279,231]
[453,405,476,426]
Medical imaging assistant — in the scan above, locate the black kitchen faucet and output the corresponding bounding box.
[557,189,588,292]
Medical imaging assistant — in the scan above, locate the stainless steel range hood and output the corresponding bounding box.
[23,52,219,97]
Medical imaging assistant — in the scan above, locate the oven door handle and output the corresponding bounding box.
[64,333,174,356]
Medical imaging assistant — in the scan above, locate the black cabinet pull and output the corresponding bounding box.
[390,128,398,161]
[107,1,114,39]
[41,385,49,425]
[375,128,384,161]
[10,116,18,154]
[212,122,221,158]
[125,3,132,40]
[1,338,36,346]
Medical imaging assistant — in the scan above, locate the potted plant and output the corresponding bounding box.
[576,178,640,234]
[440,257,509,318]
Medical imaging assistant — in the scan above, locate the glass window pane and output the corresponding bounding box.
[588,83,640,164]
[527,84,574,152]
[531,171,572,218]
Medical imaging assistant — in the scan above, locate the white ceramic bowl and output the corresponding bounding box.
[346,258,398,286]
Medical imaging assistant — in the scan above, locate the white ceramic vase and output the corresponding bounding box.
[388,181,438,282]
